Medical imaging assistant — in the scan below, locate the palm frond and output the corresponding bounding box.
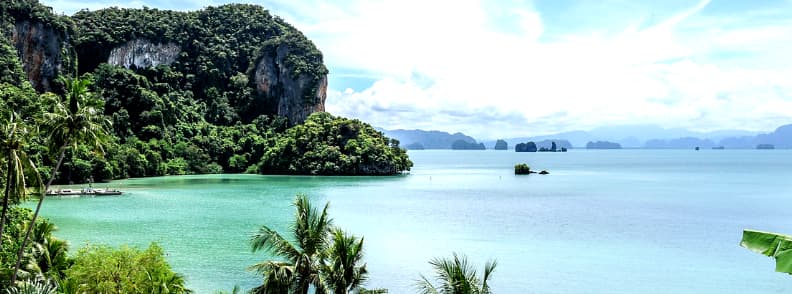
[415,275,440,294]
[251,226,301,261]
[417,253,497,294]
[480,260,497,294]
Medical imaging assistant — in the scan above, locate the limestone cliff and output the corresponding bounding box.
[11,20,64,92]
[7,3,329,126]
[107,39,180,69]
[255,44,327,125]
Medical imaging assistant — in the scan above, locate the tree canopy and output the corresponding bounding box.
[1,0,411,181]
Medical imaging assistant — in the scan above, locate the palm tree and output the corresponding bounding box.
[0,113,43,252]
[10,76,110,285]
[416,253,497,294]
[250,194,333,294]
[145,269,192,294]
[319,228,369,294]
[16,219,70,283]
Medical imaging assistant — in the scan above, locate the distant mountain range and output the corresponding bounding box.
[382,124,792,150]
[380,129,479,149]
[485,125,761,148]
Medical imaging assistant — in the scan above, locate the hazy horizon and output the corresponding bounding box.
[43,0,792,139]
[383,123,773,142]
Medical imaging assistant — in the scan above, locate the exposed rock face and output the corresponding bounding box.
[12,20,64,92]
[255,44,327,125]
[108,39,180,69]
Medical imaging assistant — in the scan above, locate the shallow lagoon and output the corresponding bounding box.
[35,150,792,293]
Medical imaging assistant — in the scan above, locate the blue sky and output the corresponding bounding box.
[43,0,792,139]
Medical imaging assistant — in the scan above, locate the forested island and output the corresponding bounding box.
[1,0,411,183]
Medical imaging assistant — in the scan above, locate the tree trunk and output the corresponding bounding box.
[0,153,13,251]
[9,145,66,285]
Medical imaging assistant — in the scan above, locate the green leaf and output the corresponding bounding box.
[741,230,790,256]
[740,230,792,274]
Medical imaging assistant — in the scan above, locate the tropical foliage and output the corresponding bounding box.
[318,229,370,294]
[62,243,190,294]
[260,112,412,175]
[740,229,792,274]
[10,75,111,285]
[0,208,69,289]
[1,0,410,181]
[513,164,530,175]
[250,195,332,293]
[416,253,497,294]
[250,195,385,294]
[0,113,43,253]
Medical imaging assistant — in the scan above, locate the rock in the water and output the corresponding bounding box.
[539,170,549,175]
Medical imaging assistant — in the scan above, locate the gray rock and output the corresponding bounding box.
[255,44,327,125]
[108,39,180,69]
[12,20,65,92]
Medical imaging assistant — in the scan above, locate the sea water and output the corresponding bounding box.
[33,150,792,293]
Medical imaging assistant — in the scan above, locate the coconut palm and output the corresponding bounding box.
[250,194,333,294]
[145,269,192,294]
[10,76,110,285]
[416,253,497,294]
[11,218,70,285]
[0,113,43,252]
[319,229,369,294]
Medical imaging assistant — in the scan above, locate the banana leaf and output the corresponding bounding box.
[740,229,792,274]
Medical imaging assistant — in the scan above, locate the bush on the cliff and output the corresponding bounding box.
[259,112,413,175]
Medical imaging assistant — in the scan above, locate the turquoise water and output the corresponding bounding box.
[32,150,792,293]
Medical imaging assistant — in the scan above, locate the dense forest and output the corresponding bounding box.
[0,0,411,184]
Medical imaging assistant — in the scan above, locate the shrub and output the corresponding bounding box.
[63,243,190,294]
[514,163,531,174]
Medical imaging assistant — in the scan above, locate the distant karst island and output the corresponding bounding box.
[494,139,508,150]
[451,139,486,150]
[382,123,792,151]
[586,141,623,149]
[515,141,567,152]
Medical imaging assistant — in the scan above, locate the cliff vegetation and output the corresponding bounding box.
[0,0,411,182]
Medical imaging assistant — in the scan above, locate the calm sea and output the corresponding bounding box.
[34,150,792,293]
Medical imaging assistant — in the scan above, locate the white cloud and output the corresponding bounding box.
[40,0,792,139]
[306,0,792,138]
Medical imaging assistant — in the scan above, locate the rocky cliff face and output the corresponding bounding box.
[12,20,64,92]
[107,39,180,69]
[255,44,327,125]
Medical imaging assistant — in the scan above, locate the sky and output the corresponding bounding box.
[42,0,792,139]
